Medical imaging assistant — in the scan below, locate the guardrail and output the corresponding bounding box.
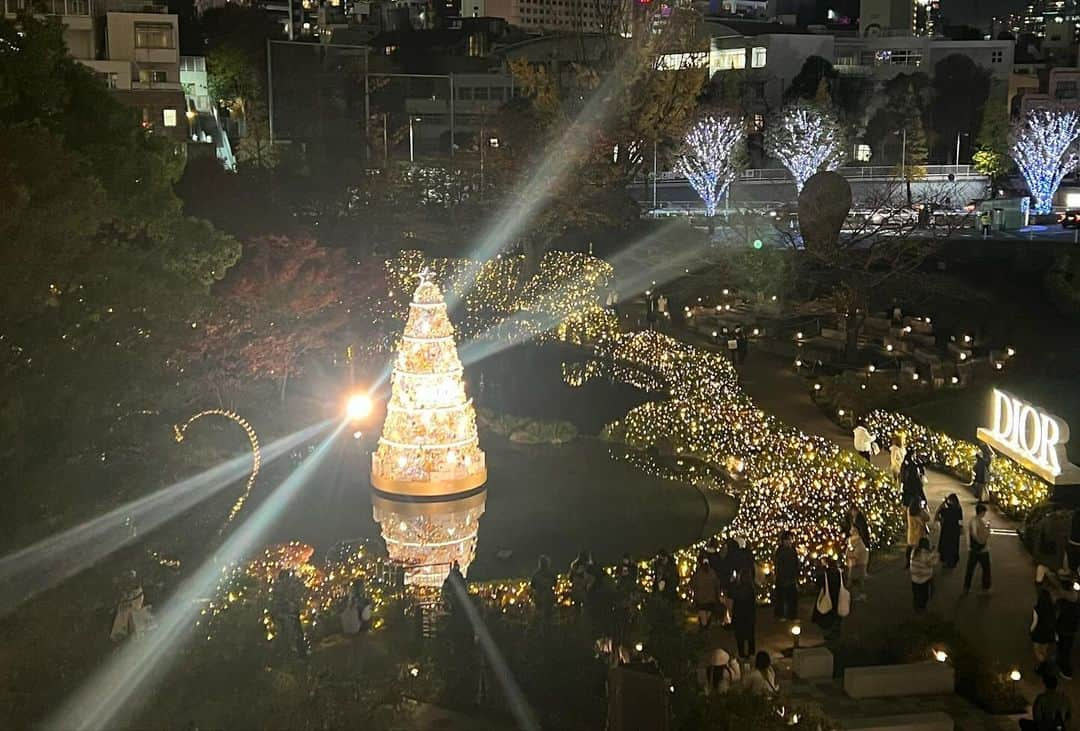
[646,165,978,184]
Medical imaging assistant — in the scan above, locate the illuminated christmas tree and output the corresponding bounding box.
[373,492,486,587]
[371,275,487,497]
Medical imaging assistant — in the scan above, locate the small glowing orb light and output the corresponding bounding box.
[1010,669,1022,682]
[790,624,802,636]
[346,394,374,420]
[634,641,644,652]
[933,649,948,663]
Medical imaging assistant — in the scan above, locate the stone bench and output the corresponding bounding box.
[843,661,955,698]
[840,712,953,730]
[793,646,834,679]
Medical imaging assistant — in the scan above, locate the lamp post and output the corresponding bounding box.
[955,131,969,174]
[409,116,420,163]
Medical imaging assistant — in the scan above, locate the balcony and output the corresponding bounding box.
[3,0,91,16]
[102,0,167,12]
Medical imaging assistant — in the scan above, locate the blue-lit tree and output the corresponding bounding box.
[765,102,846,193]
[1011,108,1080,214]
[676,115,744,226]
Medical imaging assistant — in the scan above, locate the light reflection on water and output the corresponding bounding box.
[371,489,487,587]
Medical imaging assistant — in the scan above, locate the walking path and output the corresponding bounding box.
[679,331,1053,727]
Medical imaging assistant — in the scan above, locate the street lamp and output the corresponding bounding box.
[408,116,422,163]
[955,131,969,173]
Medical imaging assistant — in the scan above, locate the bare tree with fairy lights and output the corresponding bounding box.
[1011,108,1080,215]
[676,115,745,231]
[765,102,847,194]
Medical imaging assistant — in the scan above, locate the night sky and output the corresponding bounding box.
[943,0,1026,27]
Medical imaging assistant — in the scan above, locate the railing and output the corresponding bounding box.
[647,165,978,183]
[3,0,90,15]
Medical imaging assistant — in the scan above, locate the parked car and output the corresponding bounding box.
[1061,210,1080,228]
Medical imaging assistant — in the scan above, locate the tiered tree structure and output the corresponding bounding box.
[372,492,486,586]
[371,276,487,497]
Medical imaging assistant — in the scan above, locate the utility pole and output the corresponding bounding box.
[383,112,388,163]
[448,73,456,158]
[479,120,485,201]
[409,116,415,163]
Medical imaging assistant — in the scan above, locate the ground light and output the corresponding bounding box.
[933,649,948,663]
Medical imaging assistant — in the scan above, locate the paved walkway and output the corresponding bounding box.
[681,336,1053,727]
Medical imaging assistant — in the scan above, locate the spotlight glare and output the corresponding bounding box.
[346,394,373,420]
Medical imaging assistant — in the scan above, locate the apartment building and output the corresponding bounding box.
[2,0,188,141]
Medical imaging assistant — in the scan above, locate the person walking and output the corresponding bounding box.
[744,651,779,696]
[731,570,757,659]
[845,506,871,601]
[1020,671,1072,730]
[935,493,964,569]
[1058,585,1080,680]
[812,558,842,637]
[530,555,557,619]
[1033,588,1058,675]
[964,502,993,594]
[735,326,749,364]
[972,446,992,502]
[272,569,308,659]
[979,210,992,238]
[910,538,939,612]
[1069,509,1080,575]
[853,421,878,462]
[906,497,930,568]
[773,531,800,621]
[889,435,907,487]
[569,551,595,609]
[691,553,723,631]
[653,549,679,603]
[901,454,928,508]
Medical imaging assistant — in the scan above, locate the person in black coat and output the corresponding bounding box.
[652,549,679,602]
[1058,587,1080,680]
[934,493,963,569]
[901,455,928,508]
[1032,588,1057,675]
[731,571,757,659]
[773,531,800,621]
[812,558,842,636]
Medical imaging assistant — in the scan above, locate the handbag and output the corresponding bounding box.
[815,573,833,615]
[837,576,851,618]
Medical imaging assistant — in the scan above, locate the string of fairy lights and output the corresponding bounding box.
[863,410,1050,519]
[173,409,261,530]
[196,264,1050,643]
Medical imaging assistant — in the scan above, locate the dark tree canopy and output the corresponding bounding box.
[931,54,991,164]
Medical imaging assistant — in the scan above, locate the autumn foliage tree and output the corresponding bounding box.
[182,236,379,401]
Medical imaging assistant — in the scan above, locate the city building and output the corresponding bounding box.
[706,20,834,110]
[1019,66,1080,112]
[2,0,188,141]
[483,0,627,34]
[834,36,1014,81]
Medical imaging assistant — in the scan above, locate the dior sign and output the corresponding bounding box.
[977,388,1076,484]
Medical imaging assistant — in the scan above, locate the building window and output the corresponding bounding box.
[713,48,746,71]
[991,50,1004,63]
[855,143,871,162]
[134,23,174,49]
[751,46,767,68]
[99,71,118,89]
[457,86,473,100]
[163,109,178,127]
[751,113,764,130]
[139,69,169,84]
[474,87,489,100]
